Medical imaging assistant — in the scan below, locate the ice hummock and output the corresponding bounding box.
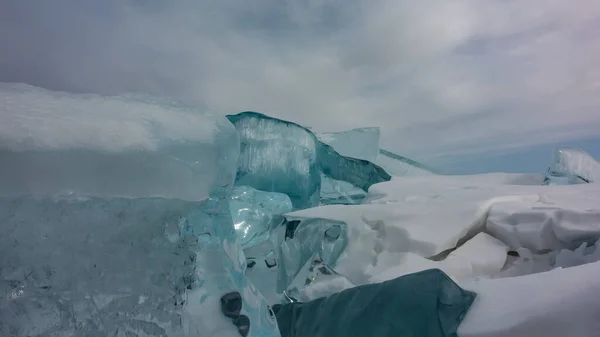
[0,83,237,201]
[0,83,280,337]
[230,185,292,248]
[316,127,381,163]
[543,147,600,185]
[4,82,600,337]
[316,127,436,177]
[317,127,435,205]
[226,112,391,210]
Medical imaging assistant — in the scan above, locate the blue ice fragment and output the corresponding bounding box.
[274,216,348,294]
[377,149,437,176]
[230,185,292,248]
[543,147,600,185]
[316,127,380,162]
[226,112,391,209]
[317,127,435,205]
[317,127,437,177]
[319,175,367,205]
[0,84,280,337]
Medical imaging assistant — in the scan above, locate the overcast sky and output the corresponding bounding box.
[1,0,599,173]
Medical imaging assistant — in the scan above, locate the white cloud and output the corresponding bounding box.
[1,0,599,166]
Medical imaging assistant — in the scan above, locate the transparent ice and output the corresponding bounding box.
[317,127,436,177]
[274,217,348,295]
[0,83,280,337]
[230,185,292,248]
[317,127,435,205]
[543,147,600,185]
[226,112,391,210]
[316,127,380,163]
[282,253,353,303]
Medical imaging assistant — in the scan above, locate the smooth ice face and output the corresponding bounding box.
[317,127,433,204]
[376,149,436,176]
[319,175,367,205]
[227,112,390,209]
[274,217,348,294]
[0,83,237,201]
[227,112,321,209]
[230,186,292,248]
[0,84,279,337]
[543,147,600,185]
[283,253,353,303]
[0,197,280,337]
[316,127,436,177]
[316,127,380,162]
[242,217,349,303]
[317,128,380,205]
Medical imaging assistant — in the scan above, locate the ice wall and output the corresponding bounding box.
[543,147,600,185]
[226,112,390,209]
[317,127,436,177]
[316,127,434,205]
[316,127,380,163]
[0,84,279,337]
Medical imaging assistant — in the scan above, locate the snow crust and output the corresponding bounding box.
[458,261,600,337]
[286,173,600,285]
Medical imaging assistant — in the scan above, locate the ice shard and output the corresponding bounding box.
[317,127,434,205]
[230,185,292,248]
[282,253,353,303]
[543,147,600,185]
[226,112,391,209]
[316,127,380,163]
[0,84,280,337]
[274,217,348,294]
[317,127,436,177]
[376,149,437,176]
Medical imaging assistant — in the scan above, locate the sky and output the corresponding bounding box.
[1,0,599,174]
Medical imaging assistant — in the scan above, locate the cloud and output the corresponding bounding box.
[1,0,599,165]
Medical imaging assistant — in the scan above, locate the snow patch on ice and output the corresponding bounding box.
[459,261,600,337]
[0,83,220,152]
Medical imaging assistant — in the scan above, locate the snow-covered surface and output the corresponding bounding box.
[286,173,600,286]
[458,261,600,337]
[486,192,600,252]
[285,172,600,336]
[0,83,238,201]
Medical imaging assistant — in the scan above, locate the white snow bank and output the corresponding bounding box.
[368,233,509,284]
[286,173,600,284]
[487,188,600,251]
[458,261,600,337]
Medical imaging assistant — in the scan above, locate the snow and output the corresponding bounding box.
[458,261,600,337]
[286,173,600,287]
[487,191,600,251]
[367,233,509,284]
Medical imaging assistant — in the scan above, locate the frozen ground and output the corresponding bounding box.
[283,173,600,337]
